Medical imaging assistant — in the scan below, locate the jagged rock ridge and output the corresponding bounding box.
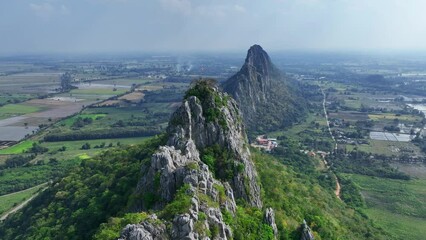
[300,220,315,240]
[222,44,306,132]
[122,80,276,239]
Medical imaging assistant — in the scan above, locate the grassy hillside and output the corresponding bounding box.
[253,150,390,240]
[346,174,426,239]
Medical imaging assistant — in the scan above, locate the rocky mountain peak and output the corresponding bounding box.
[243,44,274,76]
[122,79,273,239]
[222,45,306,132]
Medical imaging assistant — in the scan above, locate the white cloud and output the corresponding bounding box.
[30,2,55,19]
[234,4,246,13]
[29,2,70,20]
[160,0,192,15]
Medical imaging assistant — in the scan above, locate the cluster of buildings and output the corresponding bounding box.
[251,135,278,152]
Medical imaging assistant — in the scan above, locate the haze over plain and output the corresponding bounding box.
[1,0,426,54]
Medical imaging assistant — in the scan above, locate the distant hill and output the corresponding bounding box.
[222,44,306,133]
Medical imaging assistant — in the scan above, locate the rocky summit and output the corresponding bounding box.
[123,79,275,239]
[222,44,306,133]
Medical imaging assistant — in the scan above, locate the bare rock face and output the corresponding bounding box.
[119,215,167,240]
[222,44,306,132]
[126,80,263,239]
[265,208,278,239]
[300,220,315,240]
[167,92,262,208]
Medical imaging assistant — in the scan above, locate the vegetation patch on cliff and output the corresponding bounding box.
[184,79,228,129]
[201,144,242,181]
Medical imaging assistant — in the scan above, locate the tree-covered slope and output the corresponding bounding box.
[253,149,390,239]
[0,135,167,240]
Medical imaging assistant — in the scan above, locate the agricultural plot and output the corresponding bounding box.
[0,126,38,142]
[267,112,333,152]
[368,113,422,122]
[0,104,42,120]
[34,137,151,162]
[92,78,155,86]
[329,111,369,122]
[369,131,412,142]
[0,72,61,94]
[0,141,34,154]
[0,99,94,142]
[345,137,422,157]
[346,174,426,240]
[0,93,34,105]
[0,183,46,216]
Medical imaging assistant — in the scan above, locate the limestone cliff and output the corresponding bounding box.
[222,44,306,133]
[300,220,315,240]
[121,80,274,239]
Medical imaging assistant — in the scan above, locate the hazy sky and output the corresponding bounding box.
[1,0,426,54]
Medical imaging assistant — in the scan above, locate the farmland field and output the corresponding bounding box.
[34,136,151,161]
[345,140,421,156]
[70,88,127,96]
[368,113,422,122]
[329,111,369,122]
[369,131,412,142]
[0,183,46,216]
[0,72,61,94]
[345,173,426,240]
[0,140,34,155]
[0,104,42,120]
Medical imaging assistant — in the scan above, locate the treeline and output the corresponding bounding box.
[72,117,93,129]
[329,151,411,180]
[44,128,161,142]
[338,174,365,208]
[0,154,35,169]
[0,159,79,196]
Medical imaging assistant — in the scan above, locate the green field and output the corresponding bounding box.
[346,174,426,239]
[6,137,152,165]
[345,139,422,156]
[0,183,46,216]
[0,94,34,105]
[41,137,150,154]
[0,141,34,155]
[268,113,328,138]
[364,208,426,240]
[70,88,127,96]
[0,104,41,119]
[60,113,107,127]
[267,112,333,152]
[368,113,421,122]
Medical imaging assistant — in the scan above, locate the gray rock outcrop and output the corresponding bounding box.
[265,207,278,239]
[300,219,315,240]
[124,80,264,239]
[119,215,167,240]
